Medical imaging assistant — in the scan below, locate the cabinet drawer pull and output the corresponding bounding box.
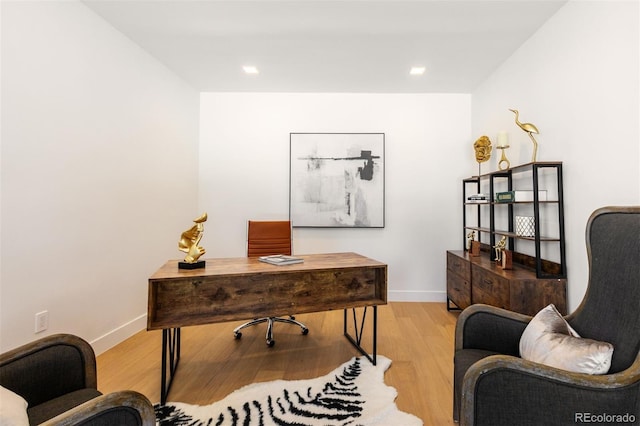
[483,279,493,286]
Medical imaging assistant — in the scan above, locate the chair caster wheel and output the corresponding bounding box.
[302,328,309,335]
[267,339,275,347]
[234,332,242,339]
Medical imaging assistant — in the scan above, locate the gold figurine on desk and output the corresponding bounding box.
[178,212,208,269]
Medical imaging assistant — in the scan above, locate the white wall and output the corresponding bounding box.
[0,1,200,353]
[199,93,472,301]
[472,0,640,311]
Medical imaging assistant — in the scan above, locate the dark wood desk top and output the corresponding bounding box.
[149,252,386,280]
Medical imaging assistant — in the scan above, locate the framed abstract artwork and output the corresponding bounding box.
[290,133,385,228]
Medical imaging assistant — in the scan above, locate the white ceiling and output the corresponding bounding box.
[82,0,568,93]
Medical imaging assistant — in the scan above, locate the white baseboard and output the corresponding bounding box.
[387,290,447,303]
[90,313,147,355]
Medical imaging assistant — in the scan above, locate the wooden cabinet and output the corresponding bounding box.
[447,250,567,316]
[447,252,471,309]
[448,162,567,315]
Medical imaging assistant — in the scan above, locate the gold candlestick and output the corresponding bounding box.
[497,145,510,170]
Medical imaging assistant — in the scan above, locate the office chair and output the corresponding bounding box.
[233,220,309,346]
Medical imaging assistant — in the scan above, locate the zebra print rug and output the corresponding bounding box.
[154,355,422,426]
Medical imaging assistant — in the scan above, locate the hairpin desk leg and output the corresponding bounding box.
[343,306,377,365]
[160,327,181,405]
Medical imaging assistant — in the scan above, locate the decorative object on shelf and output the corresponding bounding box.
[178,212,208,269]
[496,190,548,203]
[290,133,385,228]
[470,241,481,257]
[466,230,476,250]
[473,135,492,177]
[493,235,507,262]
[501,249,513,269]
[509,109,540,162]
[467,230,481,256]
[516,216,536,237]
[496,131,511,170]
[467,193,489,203]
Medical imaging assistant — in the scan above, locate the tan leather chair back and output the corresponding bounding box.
[247,220,292,257]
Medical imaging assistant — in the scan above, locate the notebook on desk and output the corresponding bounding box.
[258,254,304,266]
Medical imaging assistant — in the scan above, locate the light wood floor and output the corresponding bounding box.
[97,302,460,425]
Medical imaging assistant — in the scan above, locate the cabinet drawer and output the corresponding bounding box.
[447,251,470,277]
[471,266,509,309]
[447,272,471,309]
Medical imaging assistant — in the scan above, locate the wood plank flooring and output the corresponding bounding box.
[96,302,460,425]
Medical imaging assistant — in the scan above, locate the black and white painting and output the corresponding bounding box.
[290,133,385,228]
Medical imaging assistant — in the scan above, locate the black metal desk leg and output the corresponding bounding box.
[160,327,181,405]
[343,306,377,365]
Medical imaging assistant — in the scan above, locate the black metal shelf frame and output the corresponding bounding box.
[462,162,566,279]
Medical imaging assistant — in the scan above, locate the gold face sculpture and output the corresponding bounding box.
[473,136,492,163]
[178,212,208,263]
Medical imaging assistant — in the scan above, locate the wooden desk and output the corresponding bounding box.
[148,252,387,404]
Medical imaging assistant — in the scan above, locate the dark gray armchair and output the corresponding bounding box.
[454,206,640,425]
[0,333,155,425]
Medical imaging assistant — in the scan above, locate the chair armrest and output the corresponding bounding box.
[40,390,156,426]
[455,304,531,355]
[0,334,96,406]
[461,354,640,426]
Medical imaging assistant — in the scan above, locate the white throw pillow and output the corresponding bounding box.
[519,304,614,375]
[0,385,29,426]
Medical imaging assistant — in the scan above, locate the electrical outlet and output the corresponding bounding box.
[35,311,49,333]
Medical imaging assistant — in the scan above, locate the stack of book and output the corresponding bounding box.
[467,194,489,203]
[258,255,304,266]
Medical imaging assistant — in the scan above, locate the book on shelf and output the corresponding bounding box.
[495,190,548,203]
[467,194,489,203]
[258,255,304,266]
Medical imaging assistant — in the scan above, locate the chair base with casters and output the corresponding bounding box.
[233,315,309,347]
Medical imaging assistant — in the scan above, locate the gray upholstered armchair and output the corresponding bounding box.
[453,206,640,425]
[0,333,155,425]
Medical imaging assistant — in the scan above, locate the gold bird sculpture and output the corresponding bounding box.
[509,109,539,162]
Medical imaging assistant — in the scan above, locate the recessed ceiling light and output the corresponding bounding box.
[410,66,426,75]
[243,65,259,75]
